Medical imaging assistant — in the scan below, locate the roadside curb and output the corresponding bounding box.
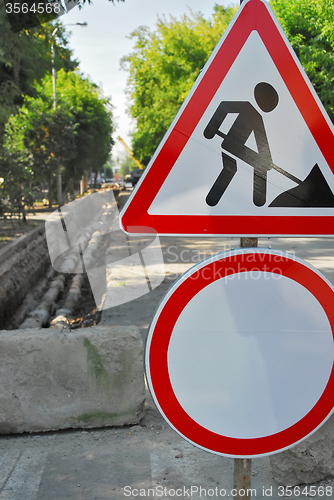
[0,325,145,434]
[0,224,44,267]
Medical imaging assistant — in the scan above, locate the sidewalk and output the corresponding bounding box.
[101,233,334,342]
[1,386,334,500]
[0,393,277,500]
[1,207,334,499]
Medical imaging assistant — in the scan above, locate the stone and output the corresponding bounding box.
[270,415,334,485]
[130,425,142,432]
[0,325,145,434]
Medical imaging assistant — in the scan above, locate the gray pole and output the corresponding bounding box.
[51,23,87,207]
[51,39,57,111]
[51,27,62,207]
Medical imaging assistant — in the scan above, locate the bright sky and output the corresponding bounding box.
[62,0,235,161]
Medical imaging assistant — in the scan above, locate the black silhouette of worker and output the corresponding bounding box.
[204,81,334,208]
[204,82,279,207]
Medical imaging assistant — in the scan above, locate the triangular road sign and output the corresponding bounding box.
[120,0,334,237]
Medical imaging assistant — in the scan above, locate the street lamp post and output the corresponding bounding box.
[51,22,88,207]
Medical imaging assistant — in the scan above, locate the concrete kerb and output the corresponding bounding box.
[0,325,145,434]
[0,224,44,267]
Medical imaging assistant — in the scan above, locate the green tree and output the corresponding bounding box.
[0,2,25,161]
[121,5,237,164]
[4,95,77,207]
[103,163,113,180]
[123,1,334,164]
[3,70,114,206]
[1,131,34,220]
[0,10,77,110]
[36,69,114,192]
[0,3,78,170]
[271,0,334,121]
[119,154,136,176]
[3,0,125,34]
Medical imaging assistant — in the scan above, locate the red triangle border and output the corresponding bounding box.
[120,0,334,237]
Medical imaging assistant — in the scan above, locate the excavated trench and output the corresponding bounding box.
[2,261,101,331]
[0,233,103,331]
[0,190,120,331]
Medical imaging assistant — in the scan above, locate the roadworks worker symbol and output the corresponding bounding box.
[203,82,334,209]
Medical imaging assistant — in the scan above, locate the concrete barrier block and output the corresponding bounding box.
[0,325,145,434]
[270,414,334,485]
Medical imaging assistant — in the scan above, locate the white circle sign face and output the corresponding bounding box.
[145,249,334,458]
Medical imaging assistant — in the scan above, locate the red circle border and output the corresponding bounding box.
[148,251,334,456]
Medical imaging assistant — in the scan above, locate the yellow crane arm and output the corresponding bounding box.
[117,136,144,170]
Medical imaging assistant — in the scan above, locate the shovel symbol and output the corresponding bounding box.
[204,82,334,208]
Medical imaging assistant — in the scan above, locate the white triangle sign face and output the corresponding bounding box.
[120,0,334,237]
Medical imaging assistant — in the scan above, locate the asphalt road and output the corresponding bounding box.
[2,191,334,500]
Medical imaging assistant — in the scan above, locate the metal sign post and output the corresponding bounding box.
[236,238,256,497]
[236,234,256,495]
[233,458,252,500]
[236,9,254,500]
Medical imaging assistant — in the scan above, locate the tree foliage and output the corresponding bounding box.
[4,0,125,34]
[124,0,334,164]
[3,70,113,205]
[35,70,114,185]
[119,154,136,176]
[121,5,237,164]
[0,0,77,168]
[3,98,76,210]
[1,2,114,212]
[270,0,334,122]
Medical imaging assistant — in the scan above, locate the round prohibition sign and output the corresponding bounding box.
[145,249,334,457]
